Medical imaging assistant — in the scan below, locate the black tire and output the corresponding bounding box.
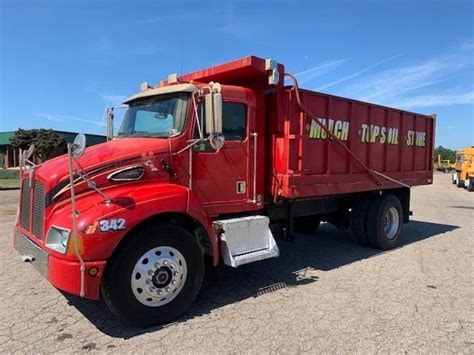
[293,216,321,234]
[456,173,464,187]
[467,176,474,192]
[366,194,403,250]
[101,224,204,327]
[350,195,373,246]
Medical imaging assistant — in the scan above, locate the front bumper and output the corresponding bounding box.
[14,228,106,299]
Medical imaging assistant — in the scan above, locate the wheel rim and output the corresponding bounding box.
[383,207,399,240]
[131,246,187,307]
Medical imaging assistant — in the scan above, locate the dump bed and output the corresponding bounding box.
[175,55,435,199]
[267,88,435,198]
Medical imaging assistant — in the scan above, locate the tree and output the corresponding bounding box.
[10,129,67,161]
[433,145,456,162]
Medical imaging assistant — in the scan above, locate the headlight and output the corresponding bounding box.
[107,166,145,181]
[46,226,70,254]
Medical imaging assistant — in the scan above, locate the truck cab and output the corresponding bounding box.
[14,61,277,326]
[453,148,474,190]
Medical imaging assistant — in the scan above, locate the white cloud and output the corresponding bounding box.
[295,59,349,84]
[38,113,64,122]
[390,91,474,109]
[335,47,473,109]
[317,54,403,91]
[101,94,127,105]
[38,113,104,127]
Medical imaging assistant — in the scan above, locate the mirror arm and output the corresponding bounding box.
[70,150,111,205]
[192,92,203,139]
[174,137,209,155]
[74,168,111,205]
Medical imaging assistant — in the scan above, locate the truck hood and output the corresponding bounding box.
[33,137,173,190]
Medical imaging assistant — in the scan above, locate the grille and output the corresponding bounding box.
[20,180,31,231]
[32,181,45,238]
[19,179,45,239]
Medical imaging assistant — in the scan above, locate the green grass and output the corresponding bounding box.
[0,179,20,189]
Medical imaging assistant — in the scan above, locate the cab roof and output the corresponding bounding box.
[123,83,197,104]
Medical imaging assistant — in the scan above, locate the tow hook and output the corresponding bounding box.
[22,255,35,262]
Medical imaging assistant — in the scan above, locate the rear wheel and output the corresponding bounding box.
[101,224,204,327]
[350,195,373,246]
[366,195,403,250]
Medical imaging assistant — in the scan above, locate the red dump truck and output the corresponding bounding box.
[14,56,435,326]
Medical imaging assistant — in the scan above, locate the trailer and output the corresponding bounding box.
[14,56,435,327]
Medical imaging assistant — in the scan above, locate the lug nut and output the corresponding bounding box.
[169,264,175,269]
[154,262,160,268]
[173,271,178,276]
[157,290,163,295]
[146,279,152,285]
[172,280,177,285]
[148,270,153,275]
[163,260,169,266]
[149,287,155,292]
[166,287,171,292]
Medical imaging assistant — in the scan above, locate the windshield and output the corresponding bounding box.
[118,93,189,138]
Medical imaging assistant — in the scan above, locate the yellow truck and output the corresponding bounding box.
[436,155,455,173]
[452,148,474,191]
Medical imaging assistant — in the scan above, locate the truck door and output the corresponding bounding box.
[192,99,254,213]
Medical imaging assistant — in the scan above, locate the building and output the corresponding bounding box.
[0,130,107,168]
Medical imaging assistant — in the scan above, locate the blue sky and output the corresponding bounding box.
[1,0,473,148]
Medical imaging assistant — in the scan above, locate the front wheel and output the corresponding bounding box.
[467,176,474,192]
[366,195,403,250]
[452,173,457,184]
[101,225,204,327]
[456,173,464,187]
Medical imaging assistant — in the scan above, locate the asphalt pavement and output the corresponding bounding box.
[0,172,472,353]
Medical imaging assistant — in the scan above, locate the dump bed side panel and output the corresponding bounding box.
[268,88,435,198]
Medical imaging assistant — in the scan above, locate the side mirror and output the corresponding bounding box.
[205,93,213,135]
[213,93,222,134]
[204,85,223,136]
[72,133,87,158]
[106,108,114,141]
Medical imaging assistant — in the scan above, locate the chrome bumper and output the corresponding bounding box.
[14,230,48,278]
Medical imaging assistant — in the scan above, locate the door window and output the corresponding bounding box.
[194,102,247,146]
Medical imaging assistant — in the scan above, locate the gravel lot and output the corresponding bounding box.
[0,172,472,353]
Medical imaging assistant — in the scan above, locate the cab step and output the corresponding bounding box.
[214,215,279,268]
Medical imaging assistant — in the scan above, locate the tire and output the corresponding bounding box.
[366,195,403,250]
[350,195,374,246]
[456,173,464,188]
[101,224,204,327]
[467,177,474,192]
[293,216,321,234]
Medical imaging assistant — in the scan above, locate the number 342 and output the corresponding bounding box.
[99,218,126,232]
